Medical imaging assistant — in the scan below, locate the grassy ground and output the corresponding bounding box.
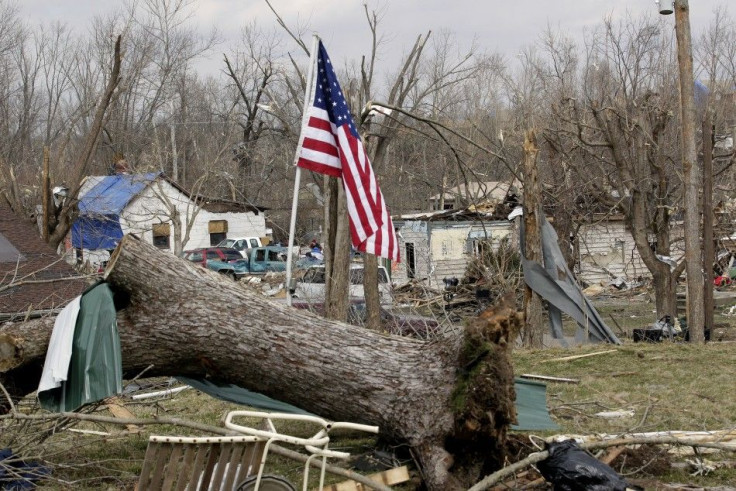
[2,292,735,489]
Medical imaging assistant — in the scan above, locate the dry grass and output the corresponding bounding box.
[2,294,736,489]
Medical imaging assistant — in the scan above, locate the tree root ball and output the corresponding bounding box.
[449,292,523,480]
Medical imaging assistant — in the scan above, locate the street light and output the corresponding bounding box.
[656,0,673,15]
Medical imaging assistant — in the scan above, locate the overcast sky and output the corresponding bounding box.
[20,1,731,73]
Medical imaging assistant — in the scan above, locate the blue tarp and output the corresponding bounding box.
[71,173,159,250]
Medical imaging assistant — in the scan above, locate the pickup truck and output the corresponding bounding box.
[215,237,263,258]
[183,246,288,279]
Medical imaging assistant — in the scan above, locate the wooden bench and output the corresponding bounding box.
[137,435,268,491]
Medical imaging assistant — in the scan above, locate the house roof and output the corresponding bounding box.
[394,201,513,223]
[79,173,159,216]
[428,180,521,203]
[0,205,87,317]
[79,173,266,215]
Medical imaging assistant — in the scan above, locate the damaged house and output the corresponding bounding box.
[68,172,269,269]
[397,179,685,289]
[392,204,518,288]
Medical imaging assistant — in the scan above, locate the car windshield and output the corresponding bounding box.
[217,239,236,248]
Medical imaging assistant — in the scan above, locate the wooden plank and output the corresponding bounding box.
[138,441,161,490]
[105,397,142,433]
[235,440,266,486]
[519,374,579,384]
[542,350,617,363]
[222,443,245,491]
[148,443,173,490]
[174,445,197,491]
[209,442,233,488]
[190,443,212,491]
[319,465,411,491]
[198,444,221,491]
[160,444,184,490]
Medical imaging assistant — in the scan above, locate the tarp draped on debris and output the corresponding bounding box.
[520,216,621,345]
[71,173,159,250]
[512,378,559,431]
[176,377,312,415]
[38,282,123,412]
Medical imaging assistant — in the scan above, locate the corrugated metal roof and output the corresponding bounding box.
[78,173,159,216]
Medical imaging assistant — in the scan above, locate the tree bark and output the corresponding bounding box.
[522,130,544,348]
[674,0,705,342]
[0,235,521,490]
[324,177,351,322]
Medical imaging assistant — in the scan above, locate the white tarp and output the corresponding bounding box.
[37,296,81,392]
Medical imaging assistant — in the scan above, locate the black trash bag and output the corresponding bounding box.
[537,440,642,491]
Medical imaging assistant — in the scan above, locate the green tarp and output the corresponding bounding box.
[177,377,313,415]
[511,378,559,431]
[38,282,122,412]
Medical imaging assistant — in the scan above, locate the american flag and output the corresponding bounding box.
[296,41,399,262]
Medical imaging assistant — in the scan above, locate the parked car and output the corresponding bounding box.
[239,246,289,274]
[215,237,263,257]
[182,247,246,279]
[183,246,288,279]
[293,264,393,305]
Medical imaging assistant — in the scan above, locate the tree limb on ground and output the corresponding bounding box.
[469,435,736,490]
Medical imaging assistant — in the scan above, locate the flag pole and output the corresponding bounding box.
[285,34,320,306]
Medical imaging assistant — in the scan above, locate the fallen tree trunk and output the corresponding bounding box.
[0,235,521,490]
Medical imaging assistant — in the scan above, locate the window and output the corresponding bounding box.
[224,250,243,261]
[206,250,221,260]
[209,220,228,246]
[255,249,266,262]
[210,232,226,246]
[405,243,416,279]
[186,251,203,262]
[152,223,170,250]
[249,238,260,248]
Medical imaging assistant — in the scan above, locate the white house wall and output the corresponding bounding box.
[393,221,431,285]
[576,220,647,285]
[122,180,267,251]
[76,178,267,267]
[394,219,515,288]
[187,209,266,249]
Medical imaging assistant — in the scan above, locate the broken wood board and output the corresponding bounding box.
[520,373,579,384]
[542,349,617,363]
[319,465,410,491]
[104,397,142,433]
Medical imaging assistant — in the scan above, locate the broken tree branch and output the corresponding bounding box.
[469,435,736,490]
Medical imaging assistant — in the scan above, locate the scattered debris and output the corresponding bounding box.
[519,374,580,384]
[322,465,410,491]
[594,409,635,419]
[536,439,641,490]
[542,350,618,363]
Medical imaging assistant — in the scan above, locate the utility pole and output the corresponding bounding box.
[661,0,705,342]
[703,108,714,337]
